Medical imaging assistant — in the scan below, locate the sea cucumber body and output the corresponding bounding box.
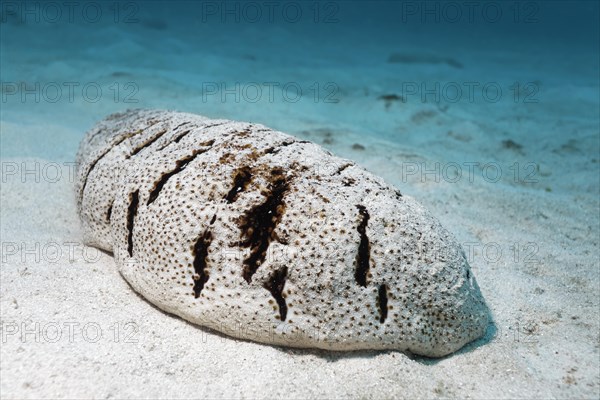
[76,109,489,357]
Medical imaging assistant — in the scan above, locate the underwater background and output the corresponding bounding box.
[1,1,599,398]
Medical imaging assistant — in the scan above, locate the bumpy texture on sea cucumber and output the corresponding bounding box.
[75,109,489,357]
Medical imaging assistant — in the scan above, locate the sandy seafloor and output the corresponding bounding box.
[0,2,599,399]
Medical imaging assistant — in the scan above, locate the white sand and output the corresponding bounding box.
[1,2,599,398]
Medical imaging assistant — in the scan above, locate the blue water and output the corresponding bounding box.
[1,1,599,195]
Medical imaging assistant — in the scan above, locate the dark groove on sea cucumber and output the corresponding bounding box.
[354,204,371,287]
[156,130,190,150]
[199,139,216,148]
[106,201,113,223]
[79,123,158,202]
[204,122,228,129]
[209,214,217,225]
[79,132,137,201]
[377,284,388,323]
[192,229,213,298]
[172,131,191,144]
[127,190,139,257]
[225,166,253,203]
[239,169,289,283]
[263,139,305,155]
[128,128,168,157]
[147,143,214,206]
[336,163,353,174]
[157,122,226,151]
[173,121,191,131]
[278,140,297,147]
[263,266,288,321]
